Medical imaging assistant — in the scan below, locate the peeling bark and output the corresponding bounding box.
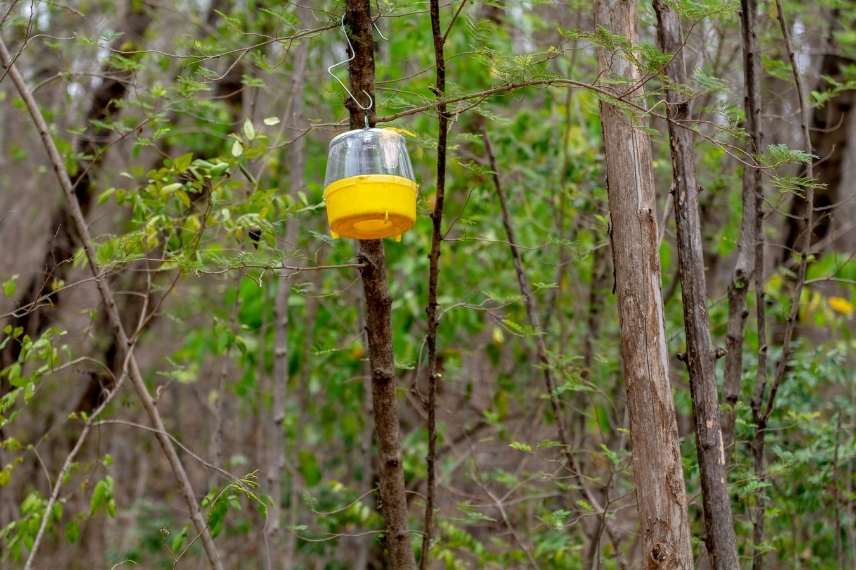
[594,1,693,568]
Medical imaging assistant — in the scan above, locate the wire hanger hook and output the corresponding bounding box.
[328,13,378,128]
[327,14,389,128]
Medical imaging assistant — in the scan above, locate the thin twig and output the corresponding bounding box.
[24,346,136,569]
[442,0,469,44]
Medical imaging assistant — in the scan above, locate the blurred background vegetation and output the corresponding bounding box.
[0,0,854,568]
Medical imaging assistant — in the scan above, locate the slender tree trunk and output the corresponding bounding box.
[747,0,771,564]
[0,38,224,570]
[594,1,693,568]
[419,0,449,567]
[751,3,817,568]
[345,2,416,568]
[722,0,763,465]
[265,5,310,566]
[652,3,739,568]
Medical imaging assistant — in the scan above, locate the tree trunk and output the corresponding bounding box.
[345,2,416,569]
[752,3,817,568]
[419,0,449,567]
[594,1,693,568]
[722,0,763,464]
[653,2,739,567]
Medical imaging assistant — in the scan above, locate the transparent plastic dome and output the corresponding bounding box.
[322,128,418,240]
[324,128,415,186]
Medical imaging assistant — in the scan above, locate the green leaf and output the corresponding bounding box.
[231,139,243,157]
[176,190,191,208]
[761,143,813,167]
[509,441,532,453]
[173,152,194,172]
[170,526,189,553]
[2,275,18,298]
[89,476,114,517]
[6,363,23,387]
[96,188,116,205]
[65,520,80,544]
[599,443,621,466]
[263,116,280,126]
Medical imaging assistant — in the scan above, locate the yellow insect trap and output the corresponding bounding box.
[323,128,418,240]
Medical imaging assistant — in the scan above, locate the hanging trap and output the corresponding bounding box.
[322,14,417,240]
[323,128,417,240]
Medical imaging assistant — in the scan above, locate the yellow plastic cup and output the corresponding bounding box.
[323,128,418,239]
[323,174,417,240]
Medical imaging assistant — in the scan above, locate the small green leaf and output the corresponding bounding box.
[97,188,116,205]
[210,162,230,176]
[576,499,594,512]
[176,191,191,208]
[173,152,194,172]
[89,476,114,517]
[263,116,280,126]
[170,526,189,553]
[509,441,532,453]
[65,520,81,544]
[6,363,23,387]
[2,275,18,298]
[231,139,243,157]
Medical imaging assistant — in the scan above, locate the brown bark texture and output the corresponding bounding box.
[594,1,693,568]
[345,1,416,568]
[652,2,739,568]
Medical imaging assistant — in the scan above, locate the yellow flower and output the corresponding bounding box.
[828,296,854,317]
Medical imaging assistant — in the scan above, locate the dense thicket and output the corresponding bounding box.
[0,1,854,568]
